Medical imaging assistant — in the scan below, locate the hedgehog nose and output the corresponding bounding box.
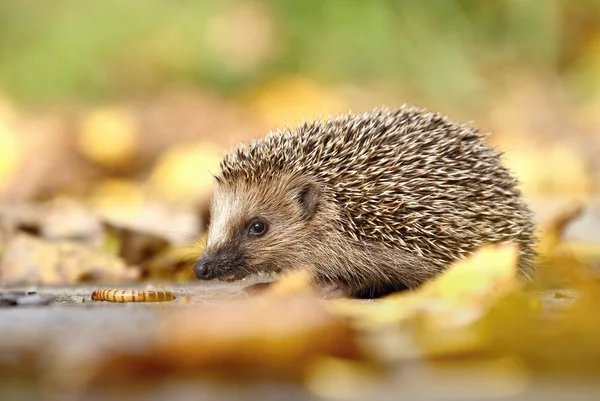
[194,258,214,280]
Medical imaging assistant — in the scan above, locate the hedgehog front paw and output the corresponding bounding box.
[242,282,273,295]
[316,281,354,299]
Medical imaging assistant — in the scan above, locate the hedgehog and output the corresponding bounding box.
[194,106,537,298]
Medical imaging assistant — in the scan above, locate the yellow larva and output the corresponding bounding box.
[91,288,176,303]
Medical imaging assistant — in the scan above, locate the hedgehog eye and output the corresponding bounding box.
[247,219,268,236]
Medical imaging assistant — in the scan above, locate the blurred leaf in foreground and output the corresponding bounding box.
[328,244,518,330]
[485,202,600,377]
[327,197,599,365]
[484,257,600,375]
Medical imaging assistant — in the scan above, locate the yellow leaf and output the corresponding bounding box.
[535,200,584,258]
[78,107,139,168]
[328,244,519,331]
[149,142,222,202]
[0,121,21,189]
[241,75,348,128]
[417,244,519,307]
[87,179,145,220]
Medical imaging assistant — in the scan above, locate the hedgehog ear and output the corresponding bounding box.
[295,182,320,221]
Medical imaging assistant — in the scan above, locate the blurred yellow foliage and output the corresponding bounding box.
[500,144,545,196]
[409,245,519,358]
[417,244,518,307]
[484,262,600,375]
[242,75,348,128]
[87,179,146,219]
[260,270,319,298]
[0,121,21,190]
[78,107,139,168]
[328,244,519,335]
[149,142,222,202]
[535,200,584,258]
[0,93,16,123]
[544,144,593,195]
[329,201,600,371]
[0,233,135,285]
[305,356,382,400]
[420,245,519,305]
[502,143,592,197]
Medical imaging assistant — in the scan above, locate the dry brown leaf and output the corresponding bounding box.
[535,200,585,258]
[0,197,106,248]
[142,245,201,281]
[102,221,171,267]
[0,233,137,285]
[0,114,100,203]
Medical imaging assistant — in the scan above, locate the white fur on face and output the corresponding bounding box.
[206,186,244,250]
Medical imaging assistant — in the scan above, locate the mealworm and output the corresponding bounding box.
[91,288,176,303]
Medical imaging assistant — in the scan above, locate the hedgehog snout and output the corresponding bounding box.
[194,257,215,280]
[194,243,247,281]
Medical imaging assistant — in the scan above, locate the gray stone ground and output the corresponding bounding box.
[1,282,599,401]
[1,198,599,401]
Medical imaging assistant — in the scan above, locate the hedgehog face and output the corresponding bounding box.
[194,175,322,282]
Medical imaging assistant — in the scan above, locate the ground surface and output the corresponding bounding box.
[1,199,600,401]
[1,282,599,401]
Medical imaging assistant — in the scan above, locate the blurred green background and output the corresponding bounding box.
[0,0,599,209]
[0,0,598,107]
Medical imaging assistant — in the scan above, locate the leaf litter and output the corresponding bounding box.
[17,200,593,399]
[0,188,599,399]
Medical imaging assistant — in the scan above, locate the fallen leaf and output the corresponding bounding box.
[78,107,139,168]
[241,75,348,128]
[0,233,136,285]
[409,244,519,357]
[328,244,519,328]
[142,245,201,281]
[0,119,21,190]
[148,142,223,203]
[483,268,600,375]
[327,244,520,360]
[102,221,171,267]
[535,200,585,258]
